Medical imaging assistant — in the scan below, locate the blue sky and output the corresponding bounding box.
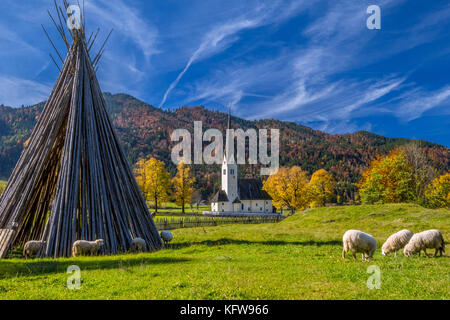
[0,0,449,146]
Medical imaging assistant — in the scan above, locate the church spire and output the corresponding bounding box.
[225,105,234,163]
[227,105,231,130]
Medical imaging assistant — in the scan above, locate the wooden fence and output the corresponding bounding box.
[154,215,284,231]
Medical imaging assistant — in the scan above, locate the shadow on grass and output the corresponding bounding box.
[166,238,342,250]
[0,255,190,278]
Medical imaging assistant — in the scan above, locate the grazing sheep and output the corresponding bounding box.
[404,230,445,257]
[131,237,147,252]
[160,230,173,246]
[342,230,377,261]
[382,229,414,257]
[23,240,46,259]
[72,239,104,257]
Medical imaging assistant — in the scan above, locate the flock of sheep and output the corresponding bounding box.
[20,228,447,261]
[342,229,446,261]
[22,230,174,259]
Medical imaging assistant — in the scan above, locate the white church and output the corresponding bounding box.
[206,115,275,216]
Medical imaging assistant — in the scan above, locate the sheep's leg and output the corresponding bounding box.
[342,249,346,259]
[394,251,397,258]
[423,249,429,257]
[434,249,438,257]
[352,250,356,260]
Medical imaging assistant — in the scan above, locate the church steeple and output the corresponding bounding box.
[222,106,238,204]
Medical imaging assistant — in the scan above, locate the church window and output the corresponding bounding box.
[223,169,226,175]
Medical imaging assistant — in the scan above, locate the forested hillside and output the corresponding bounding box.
[0,93,448,200]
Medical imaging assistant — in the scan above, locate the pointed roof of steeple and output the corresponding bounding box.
[227,105,231,130]
[224,105,235,163]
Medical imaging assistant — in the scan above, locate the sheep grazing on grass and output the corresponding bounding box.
[131,237,147,253]
[404,229,445,257]
[382,229,414,257]
[72,239,104,257]
[23,240,46,259]
[342,230,377,261]
[160,230,173,246]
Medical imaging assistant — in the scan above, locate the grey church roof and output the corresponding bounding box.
[232,197,241,203]
[211,190,229,202]
[238,179,272,200]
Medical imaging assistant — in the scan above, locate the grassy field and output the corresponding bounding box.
[0,203,448,300]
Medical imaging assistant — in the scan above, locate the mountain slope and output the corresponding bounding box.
[0,93,448,199]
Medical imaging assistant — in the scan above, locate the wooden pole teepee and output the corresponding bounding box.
[0,1,163,258]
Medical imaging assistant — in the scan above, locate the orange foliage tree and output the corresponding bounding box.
[263,166,309,213]
[425,173,450,208]
[359,149,416,204]
[135,157,171,213]
[307,169,336,207]
[172,162,195,214]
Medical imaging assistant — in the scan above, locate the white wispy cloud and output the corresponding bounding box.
[0,76,51,107]
[158,19,261,108]
[158,0,314,108]
[178,0,450,136]
[85,0,159,62]
[394,86,450,121]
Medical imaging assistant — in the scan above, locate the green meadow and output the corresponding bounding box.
[0,203,448,300]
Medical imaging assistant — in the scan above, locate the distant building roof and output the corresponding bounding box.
[232,197,241,204]
[211,190,229,202]
[238,179,272,200]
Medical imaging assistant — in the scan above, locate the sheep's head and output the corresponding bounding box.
[403,247,413,257]
[96,239,105,247]
[381,249,387,256]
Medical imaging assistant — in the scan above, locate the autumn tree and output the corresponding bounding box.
[359,149,416,204]
[135,157,171,213]
[263,166,309,213]
[402,143,437,202]
[307,169,336,207]
[172,162,195,214]
[425,173,450,208]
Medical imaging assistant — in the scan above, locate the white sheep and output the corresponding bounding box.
[404,229,445,257]
[23,240,46,259]
[72,239,104,257]
[382,229,414,257]
[131,237,147,252]
[160,230,173,246]
[342,230,377,261]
